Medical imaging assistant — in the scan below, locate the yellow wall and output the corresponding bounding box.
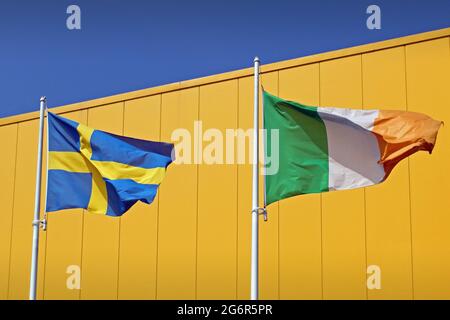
[1,28,449,300]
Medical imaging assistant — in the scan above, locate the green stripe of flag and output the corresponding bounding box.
[264,91,329,205]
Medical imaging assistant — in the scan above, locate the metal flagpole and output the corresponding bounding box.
[29,96,47,300]
[251,57,260,300]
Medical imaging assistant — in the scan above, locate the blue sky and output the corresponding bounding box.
[0,0,449,118]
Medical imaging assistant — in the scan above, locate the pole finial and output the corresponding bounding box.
[254,56,260,63]
[40,96,47,103]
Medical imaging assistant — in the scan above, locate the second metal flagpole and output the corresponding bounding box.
[251,57,260,300]
[29,96,47,300]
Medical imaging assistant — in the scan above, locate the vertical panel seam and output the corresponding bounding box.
[235,80,239,300]
[277,203,280,299]
[42,237,48,299]
[276,71,281,300]
[404,44,415,300]
[319,194,324,300]
[79,109,89,300]
[318,62,325,300]
[79,208,85,299]
[41,217,48,300]
[360,54,369,301]
[115,102,125,300]
[195,86,200,300]
[154,95,163,300]
[363,188,369,300]
[6,123,19,300]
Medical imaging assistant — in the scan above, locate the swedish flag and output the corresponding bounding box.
[46,112,174,217]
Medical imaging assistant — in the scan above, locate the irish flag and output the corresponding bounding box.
[263,91,442,205]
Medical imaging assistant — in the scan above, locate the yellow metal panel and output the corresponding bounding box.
[406,37,450,299]
[158,88,199,299]
[8,120,48,300]
[259,71,279,299]
[278,64,323,299]
[80,103,123,299]
[196,80,238,299]
[236,76,252,299]
[362,47,413,299]
[117,95,161,299]
[362,47,408,108]
[8,120,47,300]
[320,56,363,107]
[320,56,367,299]
[1,29,449,301]
[0,124,17,299]
[43,110,87,300]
